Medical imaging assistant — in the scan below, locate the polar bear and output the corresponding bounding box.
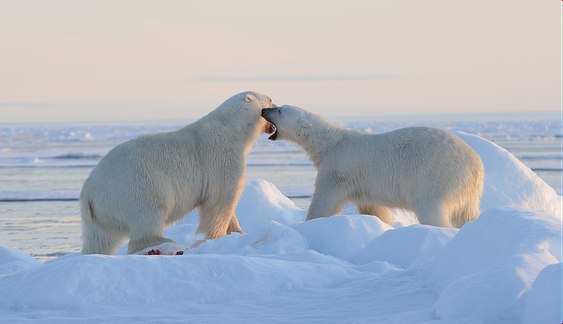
[262,105,484,228]
[80,91,277,254]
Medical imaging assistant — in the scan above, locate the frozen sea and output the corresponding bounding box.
[0,114,560,261]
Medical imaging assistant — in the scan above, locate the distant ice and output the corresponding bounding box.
[0,190,78,202]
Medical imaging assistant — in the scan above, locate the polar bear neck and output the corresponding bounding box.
[293,121,347,169]
[184,112,262,155]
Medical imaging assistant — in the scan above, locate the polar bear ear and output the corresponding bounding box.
[244,94,256,103]
[299,118,312,128]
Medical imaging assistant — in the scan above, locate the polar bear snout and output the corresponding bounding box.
[261,108,280,140]
[261,107,281,123]
[261,107,278,116]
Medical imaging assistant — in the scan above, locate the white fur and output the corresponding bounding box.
[81,91,275,254]
[262,105,484,228]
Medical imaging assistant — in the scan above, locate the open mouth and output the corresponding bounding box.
[261,107,278,140]
[265,121,277,140]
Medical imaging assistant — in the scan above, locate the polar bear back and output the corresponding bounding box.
[326,127,483,210]
[82,129,205,225]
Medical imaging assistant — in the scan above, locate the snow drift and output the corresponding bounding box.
[0,133,560,323]
[456,131,561,215]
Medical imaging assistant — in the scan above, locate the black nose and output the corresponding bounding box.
[261,108,268,115]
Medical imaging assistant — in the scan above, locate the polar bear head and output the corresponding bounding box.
[214,91,277,135]
[261,105,319,141]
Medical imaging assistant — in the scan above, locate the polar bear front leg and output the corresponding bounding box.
[227,213,244,234]
[306,176,348,220]
[198,196,240,240]
[307,191,347,220]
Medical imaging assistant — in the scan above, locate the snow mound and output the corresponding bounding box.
[430,207,561,323]
[456,131,560,215]
[293,215,391,261]
[0,246,40,277]
[521,263,562,324]
[236,179,305,229]
[0,254,356,311]
[354,225,457,269]
[191,221,308,255]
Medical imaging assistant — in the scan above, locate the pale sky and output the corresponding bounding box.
[0,0,559,123]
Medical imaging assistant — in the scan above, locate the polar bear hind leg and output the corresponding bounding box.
[357,204,393,225]
[450,198,480,228]
[82,220,127,255]
[412,200,452,227]
[81,199,127,254]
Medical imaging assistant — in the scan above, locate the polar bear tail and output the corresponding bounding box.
[80,197,124,255]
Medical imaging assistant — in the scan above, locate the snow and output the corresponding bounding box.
[0,133,561,323]
[294,215,392,261]
[431,208,560,322]
[522,263,563,324]
[0,247,41,276]
[456,131,561,215]
[353,225,458,269]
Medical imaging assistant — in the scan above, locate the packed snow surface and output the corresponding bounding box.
[0,134,561,323]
